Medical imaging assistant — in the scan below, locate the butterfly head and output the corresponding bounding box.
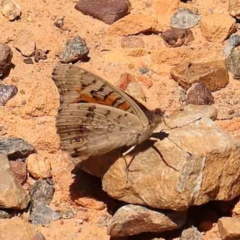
[152,108,164,125]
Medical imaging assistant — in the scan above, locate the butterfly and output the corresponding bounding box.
[52,64,163,164]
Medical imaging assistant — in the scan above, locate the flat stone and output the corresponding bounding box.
[226,48,240,79]
[108,14,157,36]
[170,60,229,91]
[0,218,37,240]
[108,204,186,237]
[59,36,89,63]
[9,160,27,184]
[14,30,36,57]
[0,154,30,209]
[161,28,194,48]
[126,82,146,101]
[29,203,61,225]
[186,83,214,105]
[0,137,35,160]
[200,14,236,43]
[0,43,13,78]
[0,84,18,106]
[26,153,52,179]
[115,73,136,91]
[218,217,240,240]
[171,8,201,29]
[96,106,240,211]
[229,0,240,19]
[121,36,145,49]
[75,0,130,25]
[0,209,10,219]
[1,0,21,21]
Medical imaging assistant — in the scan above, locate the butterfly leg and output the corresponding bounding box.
[123,145,136,156]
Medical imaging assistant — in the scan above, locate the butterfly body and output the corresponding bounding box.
[52,65,162,162]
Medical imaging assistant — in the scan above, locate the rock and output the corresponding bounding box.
[186,83,214,105]
[0,43,13,77]
[121,36,145,49]
[0,209,10,219]
[183,104,218,120]
[31,232,46,240]
[96,106,240,211]
[0,138,35,159]
[115,73,135,91]
[54,17,64,29]
[161,28,194,48]
[108,204,186,237]
[170,60,229,91]
[29,203,61,225]
[226,48,240,79]
[229,0,240,19]
[0,84,18,106]
[0,218,37,240]
[26,154,52,179]
[153,0,179,31]
[137,75,153,88]
[34,49,48,62]
[9,160,27,184]
[218,217,240,240]
[59,36,89,63]
[170,8,201,29]
[1,0,21,21]
[23,58,34,64]
[126,82,146,101]
[30,179,55,206]
[75,0,130,25]
[200,14,236,43]
[180,226,203,240]
[223,33,240,57]
[0,154,29,209]
[107,14,157,36]
[14,30,36,57]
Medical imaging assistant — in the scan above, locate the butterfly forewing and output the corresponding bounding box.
[52,64,154,160]
[52,64,149,126]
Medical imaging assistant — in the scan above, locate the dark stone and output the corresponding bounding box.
[139,68,149,74]
[23,58,34,64]
[0,209,11,219]
[161,28,194,48]
[0,84,18,106]
[223,33,240,57]
[54,18,64,29]
[29,203,61,225]
[171,8,201,29]
[226,48,240,79]
[59,36,89,63]
[34,49,48,62]
[0,138,35,159]
[30,179,55,206]
[31,233,46,240]
[75,0,130,25]
[186,83,214,105]
[0,43,13,78]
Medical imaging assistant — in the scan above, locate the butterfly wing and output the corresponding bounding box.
[52,64,150,126]
[52,64,151,160]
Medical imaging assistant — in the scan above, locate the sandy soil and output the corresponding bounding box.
[0,0,240,239]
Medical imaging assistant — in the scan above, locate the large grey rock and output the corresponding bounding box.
[226,48,240,79]
[0,154,29,209]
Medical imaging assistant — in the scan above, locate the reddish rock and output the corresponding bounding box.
[115,73,135,91]
[9,161,27,184]
[170,60,229,91]
[75,0,131,25]
[161,28,194,48]
[137,75,153,88]
[218,217,240,240]
[108,14,157,36]
[186,83,214,105]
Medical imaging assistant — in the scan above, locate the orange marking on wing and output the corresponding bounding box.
[117,101,131,111]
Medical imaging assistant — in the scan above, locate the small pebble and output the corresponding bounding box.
[0,84,18,106]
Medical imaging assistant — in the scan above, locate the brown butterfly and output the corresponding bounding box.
[52,64,163,164]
